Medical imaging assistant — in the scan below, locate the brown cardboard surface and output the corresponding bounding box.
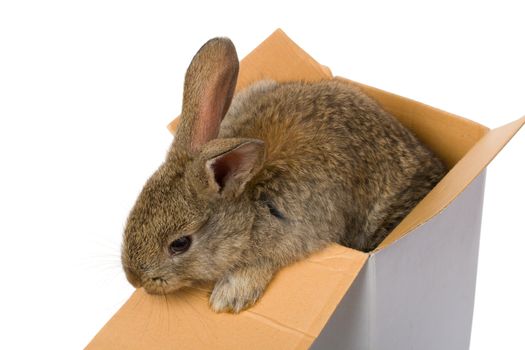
[86,245,368,350]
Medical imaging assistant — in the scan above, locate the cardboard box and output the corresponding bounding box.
[86,29,524,350]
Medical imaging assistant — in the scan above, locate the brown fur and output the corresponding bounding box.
[122,38,446,313]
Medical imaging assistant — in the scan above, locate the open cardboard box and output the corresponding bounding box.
[86,30,524,350]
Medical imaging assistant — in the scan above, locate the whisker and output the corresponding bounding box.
[164,293,171,333]
[181,290,212,344]
[130,289,145,314]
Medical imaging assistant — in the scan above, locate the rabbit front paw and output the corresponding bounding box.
[209,268,271,313]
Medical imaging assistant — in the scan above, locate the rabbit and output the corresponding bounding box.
[121,37,446,313]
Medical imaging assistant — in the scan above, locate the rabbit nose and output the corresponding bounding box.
[124,266,142,288]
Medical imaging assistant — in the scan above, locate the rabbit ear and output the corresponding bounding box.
[176,38,239,153]
[203,139,265,197]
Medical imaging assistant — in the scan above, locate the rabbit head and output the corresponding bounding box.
[121,38,265,295]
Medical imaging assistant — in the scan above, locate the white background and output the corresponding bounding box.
[0,1,523,349]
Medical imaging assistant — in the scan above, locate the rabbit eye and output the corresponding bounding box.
[266,201,285,220]
[169,236,192,255]
[260,193,286,220]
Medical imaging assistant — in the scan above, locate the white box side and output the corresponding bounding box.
[370,171,486,350]
[309,262,372,350]
[310,170,486,350]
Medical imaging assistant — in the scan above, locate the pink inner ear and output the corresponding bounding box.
[210,151,243,191]
[190,71,236,152]
[192,87,223,151]
[206,140,263,194]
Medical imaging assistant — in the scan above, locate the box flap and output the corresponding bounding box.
[167,29,332,133]
[86,245,368,350]
[377,116,524,249]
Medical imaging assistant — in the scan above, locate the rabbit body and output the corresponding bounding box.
[122,38,446,313]
[221,79,445,252]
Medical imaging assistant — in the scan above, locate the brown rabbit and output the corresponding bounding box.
[121,38,446,313]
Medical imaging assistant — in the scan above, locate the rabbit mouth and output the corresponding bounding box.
[142,277,189,295]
